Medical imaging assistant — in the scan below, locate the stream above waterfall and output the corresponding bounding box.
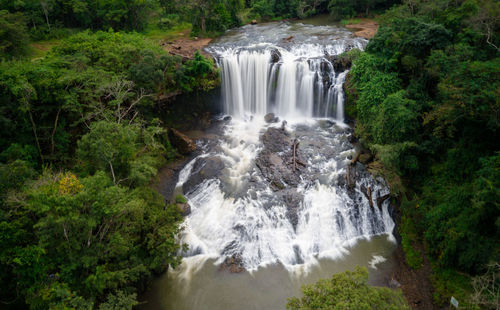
[141,17,397,310]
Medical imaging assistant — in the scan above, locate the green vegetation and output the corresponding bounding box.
[1,0,498,308]
[0,10,31,59]
[345,0,499,306]
[175,195,187,204]
[0,4,218,307]
[287,267,410,309]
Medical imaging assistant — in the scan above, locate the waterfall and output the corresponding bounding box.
[218,47,349,121]
[174,22,394,273]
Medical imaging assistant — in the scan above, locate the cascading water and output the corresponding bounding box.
[141,20,397,310]
[170,21,395,273]
[217,46,357,120]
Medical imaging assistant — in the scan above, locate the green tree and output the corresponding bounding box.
[0,10,30,59]
[287,267,410,309]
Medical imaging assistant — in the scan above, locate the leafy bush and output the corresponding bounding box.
[287,267,410,309]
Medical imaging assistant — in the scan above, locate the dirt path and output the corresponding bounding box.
[346,19,379,39]
[161,36,213,60]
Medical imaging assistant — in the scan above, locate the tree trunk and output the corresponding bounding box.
[40,1,51,30]
[51,107,61,155]
[28,109,44,164]
[201,15,206,33]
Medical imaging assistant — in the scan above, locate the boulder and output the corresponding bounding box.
[277,189,302,229]
[260,127,291,153]
[182,157,225,194]
[325,54,353,72]
[251,19,258,25]
[176,202,191,216]
[270,49,281,63]
[389,278,401,288]
[168,128,196,155]
[219,254,245,273]
[264,113,279,123]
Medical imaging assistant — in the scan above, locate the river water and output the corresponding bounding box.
[141,18,397,310]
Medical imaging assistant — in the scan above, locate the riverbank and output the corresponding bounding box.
[345,18,378,39]
[161,36,213,59]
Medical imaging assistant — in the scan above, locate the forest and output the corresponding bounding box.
[0,0,498,309]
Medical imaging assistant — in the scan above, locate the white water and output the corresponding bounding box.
[217,46,353,120]
[175,22,394,274]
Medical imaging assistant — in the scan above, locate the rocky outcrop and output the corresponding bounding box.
[182,157,225,194]
[264,113,279,123]
[219,254,245,273]
[255,127,307,228]
[270,49,281,63]
[277,189,302,228]
[168,128,196,155]
[176,202,191,216]
[326,54,353,72]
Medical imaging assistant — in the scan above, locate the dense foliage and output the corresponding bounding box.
[0,30,217,165]
[0,0,399,40]
[345,0,499,305]
[0,26,217,308]
[287,267,410,310]
[0,168,183,309]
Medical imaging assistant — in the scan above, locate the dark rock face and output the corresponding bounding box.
[264,113,279,123]
[325,54,353,73]
[168,128,196,155]
[219,254,245,273]
[183,157,225,194]
[176,202,191,216]
[255,127,306,228]
[270,49,281,63]
[255,127,305,192]
[277,189,302,229]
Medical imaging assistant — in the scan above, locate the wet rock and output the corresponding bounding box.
[176,202,191,216]
[271,49,281,63]
[168,128,196,155]
[182,157,225,194]
[389,278,401,288]
[277,189,302,228]
[256,128,303,190]
[264,113,279,123]
[281,120,287,130]
[325,54,353,72]
[251,19,257,25]
[223,115,232,121]
[219,254,245,273]
[200,112,212,129]
[261,127,291,152]
[348,134,358,144]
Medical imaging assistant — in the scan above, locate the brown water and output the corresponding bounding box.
[140,235,396,310]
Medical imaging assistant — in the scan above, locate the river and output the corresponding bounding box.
[141,17,397,310]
